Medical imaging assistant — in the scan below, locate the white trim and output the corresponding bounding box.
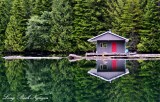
[88,32,107,42]
[88,71,111,81]
[110,32,129,42]
[88,31,129,42]
[88,69,129,82]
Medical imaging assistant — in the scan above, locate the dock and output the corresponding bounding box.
[85,53,160,60]
[85,52,136,56]
[2,54,160,60]
[3,56,62,60]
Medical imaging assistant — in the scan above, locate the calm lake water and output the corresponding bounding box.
[0,57,160,102]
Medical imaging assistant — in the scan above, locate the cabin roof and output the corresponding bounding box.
[88,68,129,82]
[88,31,129,42]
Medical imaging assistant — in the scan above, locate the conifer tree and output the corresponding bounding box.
[5,0,31,52]
[72,0,111,52]
[0,0,12,51]
[108,0,143,51]
[5,60,24,91]
[137,0,160,52]
[26,11,52,51]
[51,0,72,52]
[32,0,52,15]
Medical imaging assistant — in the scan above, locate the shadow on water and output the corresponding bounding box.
[0,56,160,102]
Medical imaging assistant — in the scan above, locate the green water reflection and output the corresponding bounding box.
[0,58,160,102]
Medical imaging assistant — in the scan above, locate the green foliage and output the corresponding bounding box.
[51,0,72,52]
[0,0,159,53]
[26,11,52,51]
[72,0,110,52]
[108,0,143,51]
[138,61,160,101]
[0,57,160,101]
[5,60,25,91]
[0,57,10,100]
[5,0,31,52]
[0,0,12,51]
[137,0,160,52]
[32,0,52,15]
[25,59,53,94]
[2,59,51,102]
[5,16,24,52]
[51,59,75,102]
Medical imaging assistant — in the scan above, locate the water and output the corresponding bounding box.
[0,57,160,102]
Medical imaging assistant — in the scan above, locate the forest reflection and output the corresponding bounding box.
[0,58,160,102]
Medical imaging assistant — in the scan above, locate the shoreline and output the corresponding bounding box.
[2,54,160,60]
[3,56,63,60]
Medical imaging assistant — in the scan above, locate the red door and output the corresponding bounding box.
[112,60,117,71]
[112,42,117,53]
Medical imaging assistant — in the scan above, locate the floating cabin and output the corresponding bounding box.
[88,60,129,82]
[87,31,129,55]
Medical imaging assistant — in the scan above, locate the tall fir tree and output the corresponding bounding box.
[137,0,160,52]
[0,0,12,51]
[108,0,143,51]
[26,11,52,51]
[5,60,25,91]
[32,0,52,15]
[72,0,111,52]
[51,0,72,52]
[5,0,31,52]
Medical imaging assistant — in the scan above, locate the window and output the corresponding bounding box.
[100,64,108,70]
[98,64,108,72]
[103,65,108,70]
[100,64,103,70]
[100,42,107,48]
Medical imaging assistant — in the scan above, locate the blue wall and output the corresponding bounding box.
[96,60,126,72]
[96,41,125,53]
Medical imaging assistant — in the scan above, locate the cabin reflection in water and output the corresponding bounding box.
[88,60,129,82]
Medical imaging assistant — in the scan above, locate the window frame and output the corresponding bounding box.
[100,42,107,48]
[100,64,108,70]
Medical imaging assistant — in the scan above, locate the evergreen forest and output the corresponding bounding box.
[0,0,160,53]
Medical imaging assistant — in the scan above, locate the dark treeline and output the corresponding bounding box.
[0,0,160,53]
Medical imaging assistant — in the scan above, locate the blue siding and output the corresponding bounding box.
[96,41,125,53]
[96,60,125,72]
[92,33,124,41]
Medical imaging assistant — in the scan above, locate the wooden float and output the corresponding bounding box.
[85,53,160,60]
[85,52,136,56]
[3,56,62,60]
[68,53,160,60]
[85,56,160,61]
[2,54,160,60]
